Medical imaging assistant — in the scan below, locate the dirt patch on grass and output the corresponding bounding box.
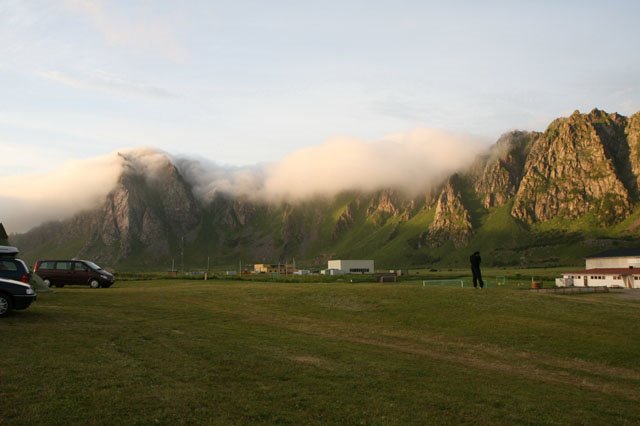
[287,355,330,369]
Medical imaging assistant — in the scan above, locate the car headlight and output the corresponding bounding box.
[100,275,109,280]
[26,288,35,295]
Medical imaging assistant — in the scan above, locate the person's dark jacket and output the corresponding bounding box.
[470,252,481,269]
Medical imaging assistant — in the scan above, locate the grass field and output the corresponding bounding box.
[2,280,640,424]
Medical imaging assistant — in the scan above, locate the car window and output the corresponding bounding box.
[84,261,102,270]
[0,260,18,271]
[40,261,56,269]
[16,259,30,272]
[55,261,71,270]
[74,262,88,271]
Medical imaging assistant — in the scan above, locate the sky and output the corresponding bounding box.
[1,0,639,176]
[1,1,640,232]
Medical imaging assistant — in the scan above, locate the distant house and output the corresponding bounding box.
[253,263,295,274]
[326,260,374,274]
[559,249,640,288]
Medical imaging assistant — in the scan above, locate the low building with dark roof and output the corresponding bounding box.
[559,249,640,288]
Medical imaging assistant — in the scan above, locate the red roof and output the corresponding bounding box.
[563,268,640,276]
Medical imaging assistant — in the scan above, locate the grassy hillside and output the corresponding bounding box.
[133,197,640,273]
[3,280,640,424]
[13,193,640,273]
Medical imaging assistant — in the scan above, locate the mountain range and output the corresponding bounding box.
[11,108,640,271]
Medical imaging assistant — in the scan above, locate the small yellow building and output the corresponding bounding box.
[253,263,295,274]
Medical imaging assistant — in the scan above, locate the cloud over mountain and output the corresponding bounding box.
[175,128,486,202]
[0,129,486,232]
[261,128,485,200]
[0,152,124,233]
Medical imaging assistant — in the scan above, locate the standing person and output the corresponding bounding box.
[470,251,484,289]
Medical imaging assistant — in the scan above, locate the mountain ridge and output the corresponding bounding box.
[11,109,640,270]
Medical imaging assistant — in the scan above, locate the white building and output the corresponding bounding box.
[586,250,640,269]
[327,260,374,274]
[559,249,640,288]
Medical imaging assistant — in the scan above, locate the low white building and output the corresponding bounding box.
[559,249,640,288]
[559,269,640,288]
[327,259,374,274]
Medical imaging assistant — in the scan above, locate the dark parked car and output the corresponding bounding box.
[34,259,115,288]
[0,246,31,284]
[0,257,32,283]
[0,277,37,317]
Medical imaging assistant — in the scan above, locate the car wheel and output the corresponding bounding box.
[0,293,12,317]
[43,279,52,288]
[89,279,101,289]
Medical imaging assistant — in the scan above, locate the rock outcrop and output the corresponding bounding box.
[427,175,473,247]
[511,109,632,225]
[79,156,200,264]
[626,112,640,192]
[333,201,357,240]
[473,131,537,208]
[366,189,419,226]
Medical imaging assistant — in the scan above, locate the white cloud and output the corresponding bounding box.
[177,128,487,202]
[0,151,124,233]
[262,128,485,200]
[174,158,265,202]
[1,130,487,233]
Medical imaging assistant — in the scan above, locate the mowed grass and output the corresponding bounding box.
[2,280,640,425]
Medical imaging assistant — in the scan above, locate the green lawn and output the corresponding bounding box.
[2,280,640,424]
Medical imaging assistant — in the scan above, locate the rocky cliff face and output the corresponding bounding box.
[427,175,473,247]
[626,112,640,192]
[207,195,261,229]
[511,109,632,225]
[366,190,417,225]
[333,200,357,240]
[79,156,200,264]
[473,131,537,209]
